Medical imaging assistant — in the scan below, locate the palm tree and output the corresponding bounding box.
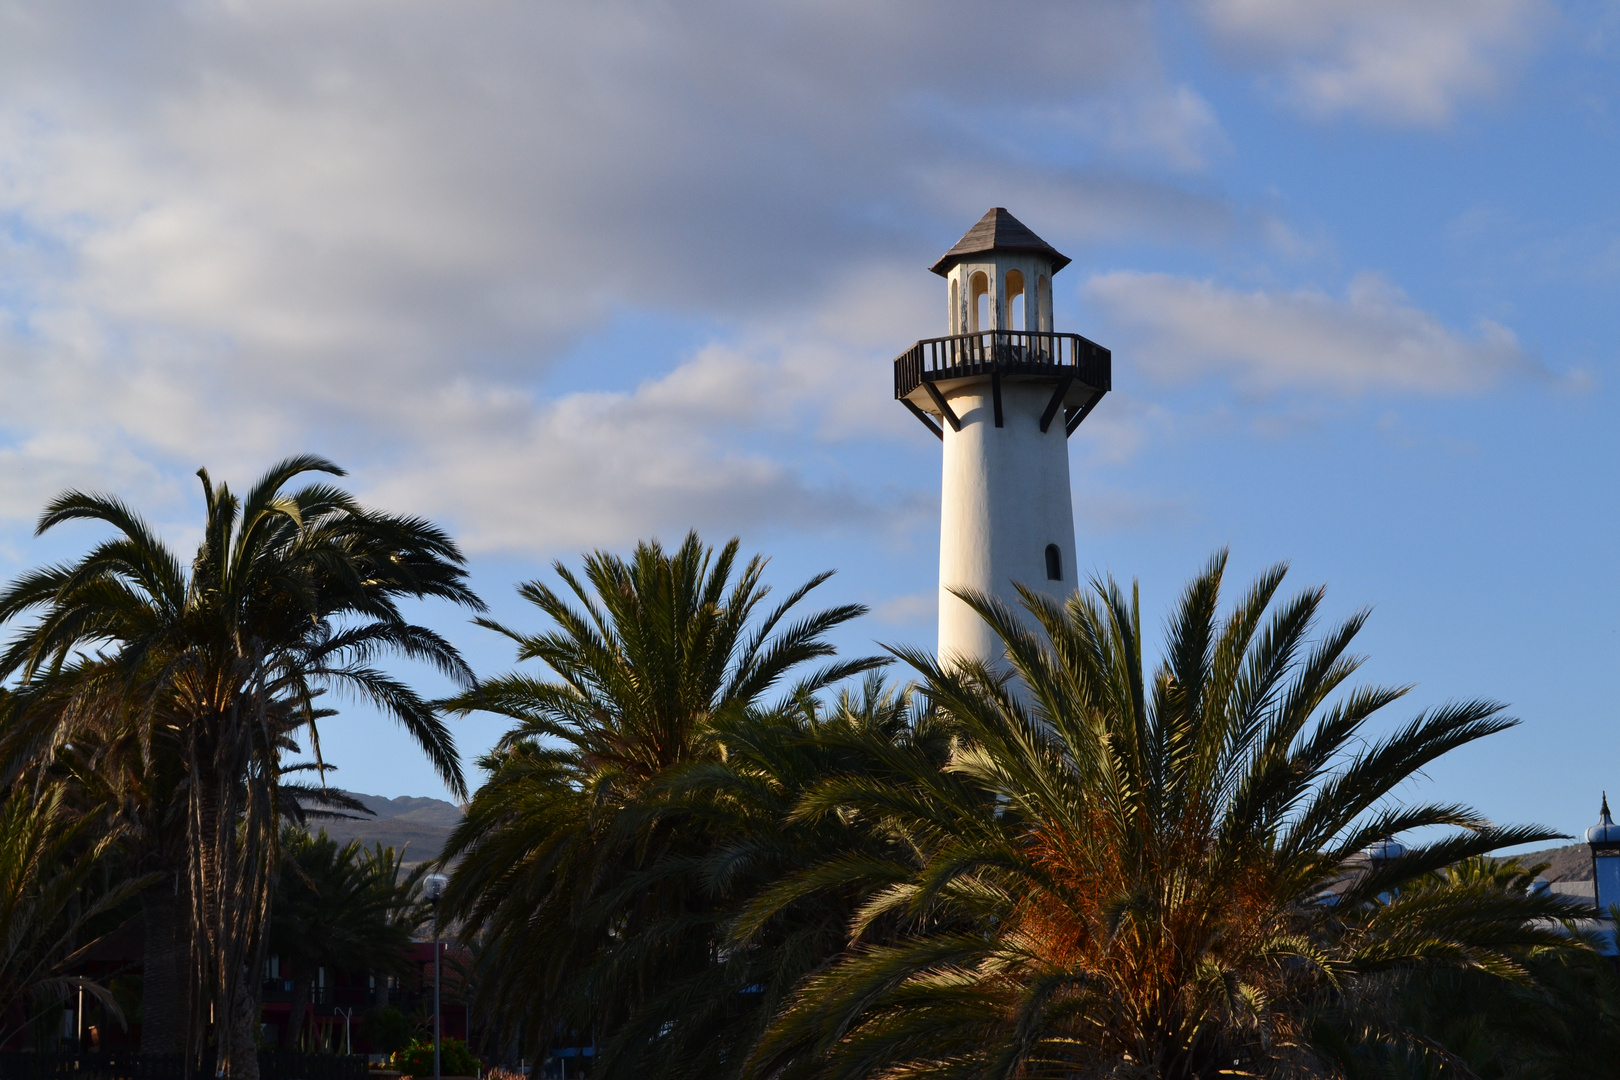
[30,675,376,1055]
[268,829,418,1049]
[0,783,151,1048]
[752,553,1579,1080]
[0,455,483,1077]
[2,662,199,1053]
[1315,858,1620,1079]
[571,675,954,1080]
[438,532,882,1077]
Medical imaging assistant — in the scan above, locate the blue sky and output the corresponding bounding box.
[0,1,1615,848]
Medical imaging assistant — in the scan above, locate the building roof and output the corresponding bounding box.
[1591,793,1620,848]
[930,208,1072,276]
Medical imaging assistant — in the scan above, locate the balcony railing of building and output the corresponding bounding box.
[893,331,1111,439]
[261,980,461,1013]
[892,331,1111,402]
[261,982,371,1008]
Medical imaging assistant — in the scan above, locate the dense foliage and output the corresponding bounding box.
[438,532,887,1077]
[0,456,481,1073]
[440,542,1596,1080]
[752,557,1576,1080]
[270,829,423,1048]
[0,785,149,1046]
[361,1007,413,1057]
[0,462,1612,1080]
[395,1036,480,1077]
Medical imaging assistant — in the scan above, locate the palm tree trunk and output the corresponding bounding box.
[193,752,227,1067]
[193,748,259,1080]
[139,871,193,1055]
[285,978,311,1048]
[230,977,263,1078]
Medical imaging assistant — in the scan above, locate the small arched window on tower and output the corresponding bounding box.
[949,278,959,334]
[1044,544,1062,581]
[970,272,990,333]
[1006,269,1025,331]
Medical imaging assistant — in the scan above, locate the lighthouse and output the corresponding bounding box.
[893,209,1111,665]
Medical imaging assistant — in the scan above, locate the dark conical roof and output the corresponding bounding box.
[930,208,1071,276]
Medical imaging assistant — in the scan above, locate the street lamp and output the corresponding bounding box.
[1588,794,1620,916]
[334,1007,354,1056]
[424,874,450,1080]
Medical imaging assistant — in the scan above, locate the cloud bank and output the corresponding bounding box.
[1199,0,1546,123]
[0,0,1216,551]
[1086,271,1536,395]
[0,0,1558,558]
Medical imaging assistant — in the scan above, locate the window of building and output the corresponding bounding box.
[1045,544,1062,581]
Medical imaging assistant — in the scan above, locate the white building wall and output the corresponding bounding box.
[937,379,1077,668]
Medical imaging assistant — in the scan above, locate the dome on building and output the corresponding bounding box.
[1365,837,1406,862]
[1589,794,1620,848]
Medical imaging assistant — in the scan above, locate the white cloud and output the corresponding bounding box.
[363,318,935,554]
[1086,271,1537,395]
[0,0,1233,553]
[1199,0,1547,124]
[358,262,949,552]
[365,380,877,554]
[872,591,937,628]
[1064,85,1226,172]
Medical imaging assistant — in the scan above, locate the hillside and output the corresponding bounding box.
[1506,842,1591,882]
[299,790,464,867]
[290,792,1597,883]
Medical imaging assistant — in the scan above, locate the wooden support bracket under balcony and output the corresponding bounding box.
[1065,389,1103,436]
[923,381,962,432]
[1039,373,1074,433]
[902,398,944,440]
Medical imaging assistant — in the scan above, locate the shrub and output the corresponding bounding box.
[393,1037,478,1077]
[362,1007,412,1056]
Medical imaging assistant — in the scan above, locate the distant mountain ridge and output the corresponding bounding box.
[298,789,463,866]
[1507,843,1591,882]
[294,792,1596,883]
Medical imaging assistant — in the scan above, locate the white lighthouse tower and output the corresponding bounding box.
[893,209,1111,665]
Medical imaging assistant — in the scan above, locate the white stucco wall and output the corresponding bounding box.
[937,379,1077,668]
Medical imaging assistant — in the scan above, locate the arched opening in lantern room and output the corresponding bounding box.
[969,271,990,332]
[1006,269,1025,331]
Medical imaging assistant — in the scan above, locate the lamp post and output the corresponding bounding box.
[1588,794,1620,917]
[424,874,450,1080]
[334,1007,354,1056]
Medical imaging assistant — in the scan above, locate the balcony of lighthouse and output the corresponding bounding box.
[893,329,1112,439]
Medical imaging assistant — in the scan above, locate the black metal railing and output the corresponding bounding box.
[0,1052,370,1080]
[893,331,1110,401]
